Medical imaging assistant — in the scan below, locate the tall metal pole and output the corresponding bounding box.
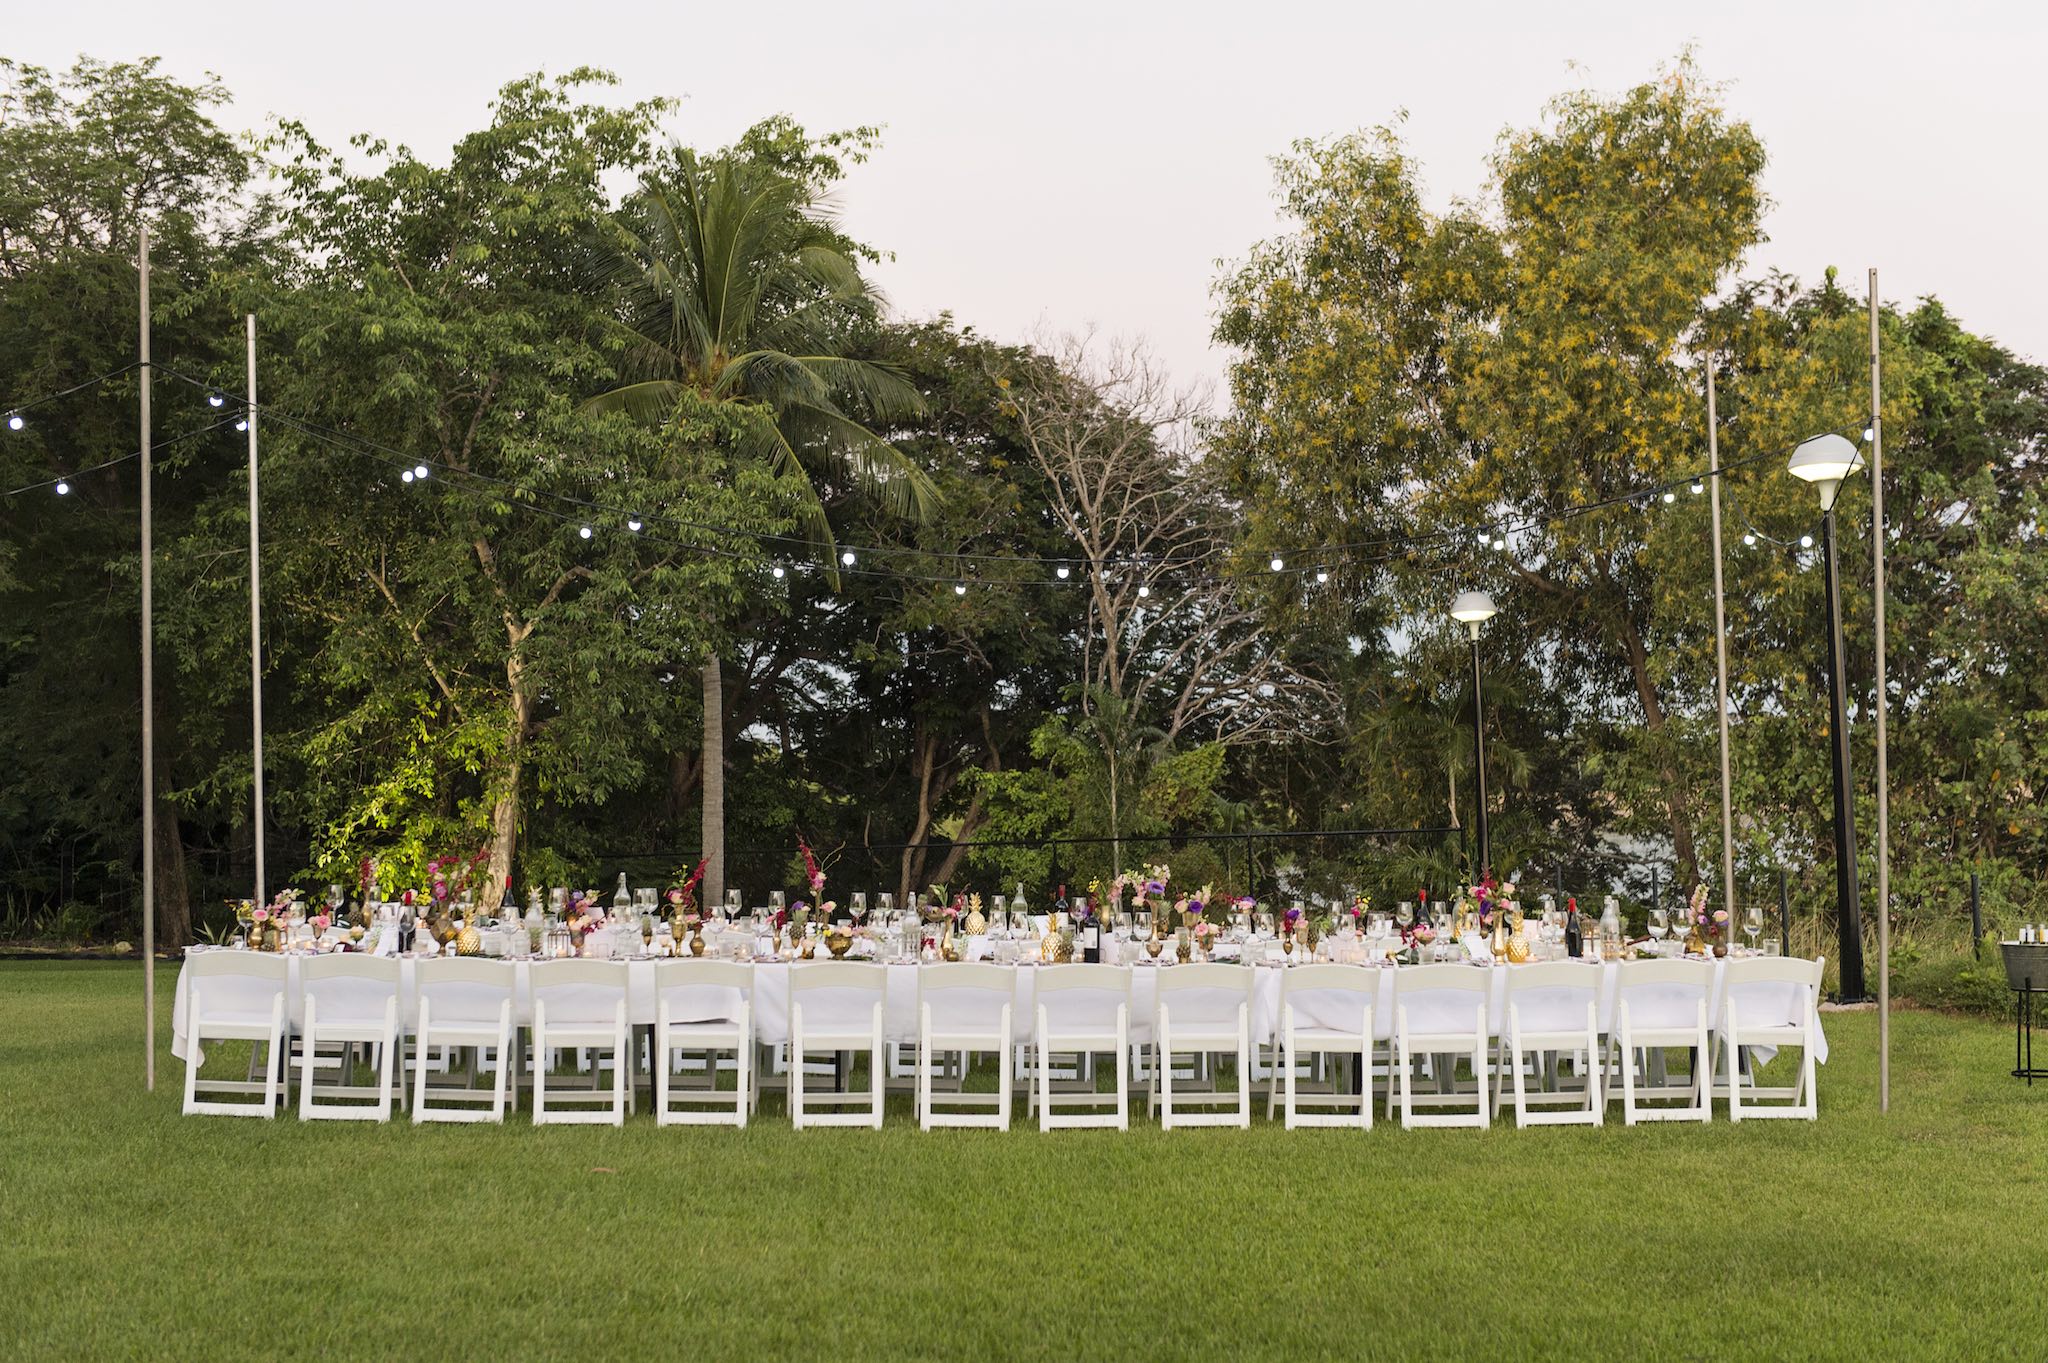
[139,226,155,1091]
[1869,269,1891,1110]
[1706,358,1737,927]
[1468,628,1490,877]
[247,314,265,908]
[1820,500,1867,1001]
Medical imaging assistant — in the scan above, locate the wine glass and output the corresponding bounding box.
[768,890,785,916]
[877,892,895,919]
[1744,905,1764,953]
[851,892,868,926]
[1648,908,1668,946]
[1135,907,1153,941]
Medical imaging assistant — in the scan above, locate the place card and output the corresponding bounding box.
[1459,932,1492,964]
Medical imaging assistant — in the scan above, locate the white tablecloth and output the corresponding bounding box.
[171,950,1826,1065]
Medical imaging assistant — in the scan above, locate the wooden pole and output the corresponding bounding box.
[247,314,265,908]
[1869,268,1891,1112]
[1707,357,1737,931]
[139,225,155,1091]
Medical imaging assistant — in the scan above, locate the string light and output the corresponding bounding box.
[627,518,642,532]
[1315,570,1329,584]
[1799,534,1814,549]
[1269,556,1284,572]
[1662,491,1677,504]
[1863,426,1875,442]
[771,564,785,579]
[1137,584,1151,599]
[1743,533,1756,547]
[6,413,22,431]
[54,481,69,496]
[953,582,967,596]
[208,393,225,408]
[1690,480,1705,495]
[1055,565,1070,580]
[234,419,248,432]
[412,464,428,480]
[1491,537,1505,551]
[401,469,414,483]
[840,550,857,567]
[579,525,592,539]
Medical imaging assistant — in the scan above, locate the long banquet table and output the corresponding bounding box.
[170,948,1827,1067]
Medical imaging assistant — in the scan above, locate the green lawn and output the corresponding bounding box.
[3,961,2043,1361]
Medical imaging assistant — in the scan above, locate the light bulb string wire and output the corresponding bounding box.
[0,413,247,499]
[1,362,142,421]
[155,362,1862,577]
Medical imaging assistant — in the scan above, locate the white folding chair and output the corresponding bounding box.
[916,963,1014,1130]
[297,955,401,1122]
[1032,964,1130,1131]
[1714,955,1824,1121]
[1151,963,1253,1129]
[1271,964,1380,1129]
[1608,958,1713,1124]
[181,951,290,1117]
[413,957,517,1124]
[789,961,886,1130]
[1395,964,1492,1129]
[530,960,630,1126]
[654,959,755,1127]
[1493,961,1602,1128]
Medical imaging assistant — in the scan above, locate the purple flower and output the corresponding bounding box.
[1284,907,1302,926]
[1186,900,1204,918]
[1145,880,1165,896]
[1235,896,1255,910]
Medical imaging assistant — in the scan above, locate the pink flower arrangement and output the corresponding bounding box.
[798,838,826,896]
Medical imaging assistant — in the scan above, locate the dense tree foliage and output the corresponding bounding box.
[2,57,2041,956]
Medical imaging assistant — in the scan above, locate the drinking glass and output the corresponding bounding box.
[768,890,785,915]
[1136,908,1153,940]
[1648,908,1668,945]
[1744,905,1763,953]
[851,892,868,924]
[1256,911,1274,938]
[877,892,895,918]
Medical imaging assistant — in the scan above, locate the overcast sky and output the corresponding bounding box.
[15,1,2043,398]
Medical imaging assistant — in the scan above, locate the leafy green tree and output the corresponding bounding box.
[586,126,936,901]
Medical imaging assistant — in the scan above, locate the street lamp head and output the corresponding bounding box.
[1449,589,1497,639]
[1788,433,1865,512]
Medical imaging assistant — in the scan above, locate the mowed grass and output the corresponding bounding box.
[3,962,2044,1361]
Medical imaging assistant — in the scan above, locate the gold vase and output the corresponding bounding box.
[689,926,706,957]
[825,926,853,959]
[455,924,482,957]
[1504,929,1531,964]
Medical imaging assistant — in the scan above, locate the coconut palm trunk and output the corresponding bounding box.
[700,656,725,905]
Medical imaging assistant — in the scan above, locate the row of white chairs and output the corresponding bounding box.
[180,954,1822,1129]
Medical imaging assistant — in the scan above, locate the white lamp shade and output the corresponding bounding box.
[1787,433,1865,485]
[1449,590,1498,624]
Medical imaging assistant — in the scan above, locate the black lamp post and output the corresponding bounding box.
[1450,589,1499,878]
[1790,432,1868,1001]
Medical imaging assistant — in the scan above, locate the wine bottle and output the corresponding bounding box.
[613,871,631,915]
[1564,896,1582,958]
[1079,894,1100,963]
[500,874,518,917]
[1053,883,1069,920]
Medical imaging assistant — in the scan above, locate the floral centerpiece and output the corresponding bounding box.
[1686,883,1728,956]
[668,857,708,953]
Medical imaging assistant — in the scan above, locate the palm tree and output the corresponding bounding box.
[586,150,937,901]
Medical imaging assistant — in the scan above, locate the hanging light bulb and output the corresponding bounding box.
[840,550,857,567]
[1661,490,1677,504]
[953,582,967,596]
[413,464,429,480]
[1136,584,1151,599]
[234,419,249,432]
[1863,425,1875,442]
[1743,533,1756,547]
[55,480,70,496]
[1690,480,1705,495]
[6,413,22,431]
[208,392,225,408]
[579,525,593,540]
[1055,565,1070,580]
[1799,534,1814,549]
[771,564,785,579]
[627,518,642,532]
[1314,570,1329,584]
[1492,537,1505,551]
[1269,556,1284,572]
[401,469,415,483]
